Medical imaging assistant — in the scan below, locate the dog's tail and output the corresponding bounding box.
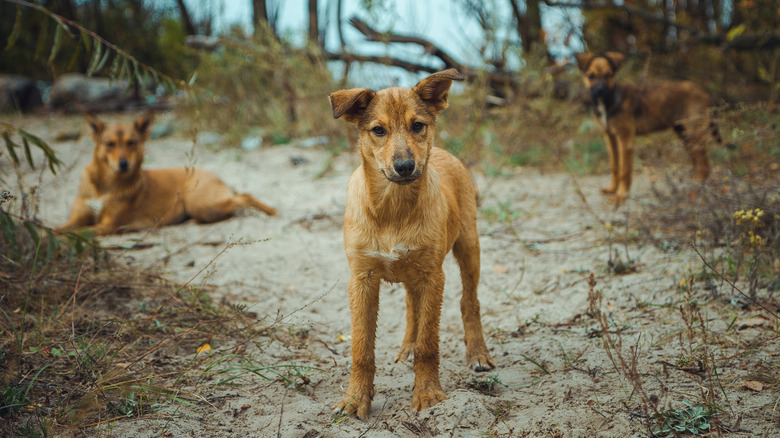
[672,110,736,150]
[709,110,737,150]
[236,193,277,216]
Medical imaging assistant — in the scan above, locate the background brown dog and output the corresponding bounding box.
[330,69,495,418]
[56,113,276,235]
[576,52,724,204]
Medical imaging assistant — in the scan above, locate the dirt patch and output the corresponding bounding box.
[7,113,778,437]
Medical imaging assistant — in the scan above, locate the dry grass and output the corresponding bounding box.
[0,230,306,436]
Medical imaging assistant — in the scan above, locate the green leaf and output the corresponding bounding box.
[727,24,746,42]
[45,227,60,264]
[109,55,121,79]
[22,136,34,168]
[34,21,50,61]
[23,221,40,247]
[19,129,63,175]
[4,6,23,52]
[81,31,91,53]
[67,35,84,71]
[87,41,103,76]
[95,48,112,74]
[48,21,66,65]
[3,131,20,164]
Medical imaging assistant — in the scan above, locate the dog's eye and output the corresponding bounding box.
[105,141,116,148]
[371,126,386,136]
[411,121,425,133]
[588,74,596,80]
[127,140,137,147]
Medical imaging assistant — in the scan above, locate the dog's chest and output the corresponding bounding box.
[361,231,423,282]
[86,196,107,216]
[594,100,608,127]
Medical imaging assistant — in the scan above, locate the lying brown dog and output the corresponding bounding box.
[576,52,723,204]
[56,113,276,235]
[329,69,495,418]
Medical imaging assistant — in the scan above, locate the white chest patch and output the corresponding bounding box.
[86,197,105,215]
[596,101,608,127]
[364,245,412,274]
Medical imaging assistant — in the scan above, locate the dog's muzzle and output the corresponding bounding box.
[590,83,611,101]
[118,158,129,173]
[387,160,421,185]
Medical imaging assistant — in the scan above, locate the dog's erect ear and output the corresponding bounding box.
[575,53,596,73]
[329,88,376,124]
[412,68,465,115]
[85,113,105,140]
[603,52,625,72]
[134,112,154,140]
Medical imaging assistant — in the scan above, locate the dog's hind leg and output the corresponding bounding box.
[188,193,276,223]
[452,229,495,372]
[232,193,277,216]
[674,123,711,181]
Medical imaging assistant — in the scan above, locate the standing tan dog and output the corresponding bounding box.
[56,113,276,235]
[576,52,723,204]
[329,69,495,419]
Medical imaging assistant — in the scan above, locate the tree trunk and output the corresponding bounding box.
[308,0,319,47]
[508,0,545,56]
[253,0,269,27]
[175,0,196,35]
[337,0,345,48]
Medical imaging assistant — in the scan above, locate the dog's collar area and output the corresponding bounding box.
[590,85,624,120]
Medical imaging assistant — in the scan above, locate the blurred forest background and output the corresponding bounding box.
[1,0,778,150]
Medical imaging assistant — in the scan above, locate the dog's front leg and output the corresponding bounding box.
[55,197,95,232]
[395,285,418,363]
[613,129,635,204]
[334,271,381,419]
[601,132,619,195]
[408,270,447,411]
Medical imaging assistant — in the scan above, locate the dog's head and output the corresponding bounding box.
[329,69,464,185]
[575,52,625,102]
[86,113,154,176]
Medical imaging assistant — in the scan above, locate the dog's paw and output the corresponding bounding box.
[600,186,617,194]
[609,193,627,205]
[411,387,447,411]
[467,351,496,372]
[395,343,414,363]
[333,391,373,420]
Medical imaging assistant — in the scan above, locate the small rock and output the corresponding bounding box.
[241,136,263,150]
[296,136,328,148]
[150,120,175,139]
[197,131,223,146]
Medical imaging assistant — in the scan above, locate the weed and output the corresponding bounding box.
[480,200,522,225]
[469,372,509,395]
[652,400,713,437]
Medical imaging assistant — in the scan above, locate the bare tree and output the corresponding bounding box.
[308,0,320,47]
[509,0,545,56]
[252,0,279,38]
[175,0,196,35]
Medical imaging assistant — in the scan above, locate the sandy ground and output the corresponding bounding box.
[7,112,778,437]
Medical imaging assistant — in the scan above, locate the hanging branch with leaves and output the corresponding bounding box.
[3,0,197,94]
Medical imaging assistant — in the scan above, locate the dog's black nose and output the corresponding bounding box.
[590,83,609,100]
[394,160,415,177]
[118,158,129,172]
